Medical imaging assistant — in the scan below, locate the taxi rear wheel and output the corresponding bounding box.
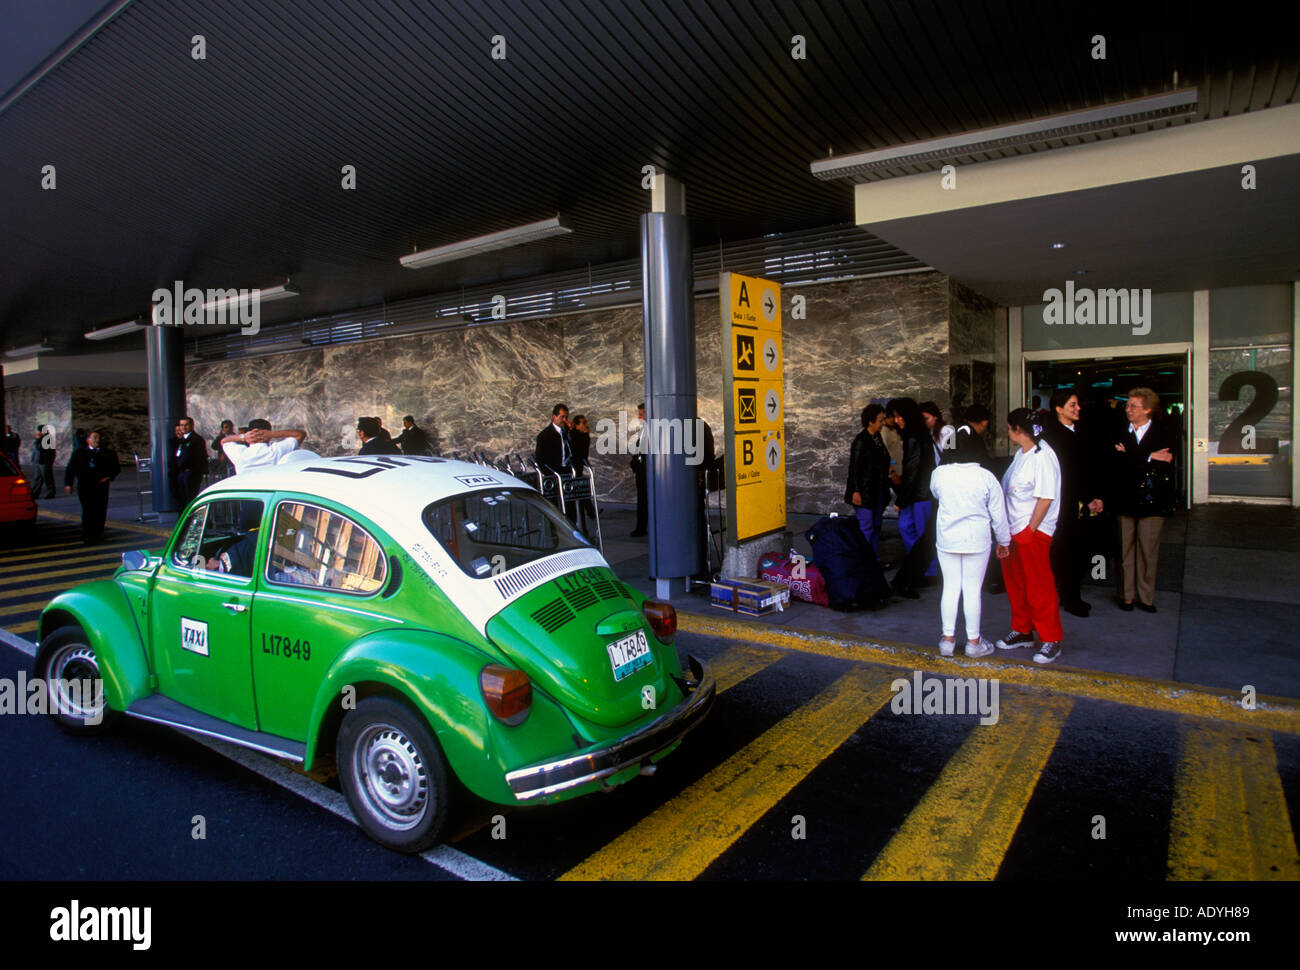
[38,626,117,734]
[338,697,449,853]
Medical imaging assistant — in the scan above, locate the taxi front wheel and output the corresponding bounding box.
[38,626,118,735]
[338,697,449,853]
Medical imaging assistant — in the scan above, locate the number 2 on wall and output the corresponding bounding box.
[1217,371,1280,455]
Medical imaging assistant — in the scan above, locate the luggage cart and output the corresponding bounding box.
[562,466,603,555]
[133,453,160,523]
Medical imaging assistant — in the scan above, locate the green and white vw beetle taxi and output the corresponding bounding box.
[36,454,714,852]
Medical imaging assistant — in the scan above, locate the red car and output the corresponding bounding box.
[0,453,37,527]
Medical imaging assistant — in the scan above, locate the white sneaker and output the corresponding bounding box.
[938,636,956,657]
[965,637,994,658]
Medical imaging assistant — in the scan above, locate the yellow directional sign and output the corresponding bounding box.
[721,272,785,543]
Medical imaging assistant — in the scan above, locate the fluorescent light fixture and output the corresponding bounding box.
[5,341,54,358]
[400,217,572,270]
[84,319,145,341]
[201,282,300,313]
[581,289,642,309]
[811,89,1200,183]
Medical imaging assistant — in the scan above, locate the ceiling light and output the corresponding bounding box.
[84,319,145,341]
[201,282,300,314]
[811,89,1200,183]
[1050,243,1066,250]
[4,341,54,358]
[400,217,572,270]
[581,289,642,309]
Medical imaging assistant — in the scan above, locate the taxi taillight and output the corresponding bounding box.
[480,664,532,726]
[11,479,30,498]
[643,600,677,643]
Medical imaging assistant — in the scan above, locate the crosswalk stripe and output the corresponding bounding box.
[0,539,140,566]
[1167,720,1300,880]
[0,561,123,587]
[0,550,130,576]
[559,665,895,881]
[5,620,37,635]
[0,571,123,616]
[863,691,1074,881]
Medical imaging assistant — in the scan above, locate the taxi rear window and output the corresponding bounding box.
[422,488,590,578]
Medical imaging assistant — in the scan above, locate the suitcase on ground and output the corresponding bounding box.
[805,514,890,611]
[758,552,830,607]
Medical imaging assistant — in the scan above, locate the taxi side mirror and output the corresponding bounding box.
[122,550,149,571]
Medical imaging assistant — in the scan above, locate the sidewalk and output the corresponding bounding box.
[62,470,1300,701]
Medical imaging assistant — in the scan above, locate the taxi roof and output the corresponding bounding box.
[203,454,531,534]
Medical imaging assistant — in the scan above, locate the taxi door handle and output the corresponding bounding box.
[222,602,248,613]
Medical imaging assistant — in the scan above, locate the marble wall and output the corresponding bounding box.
[187,270,999,514]
[3,386,148,464]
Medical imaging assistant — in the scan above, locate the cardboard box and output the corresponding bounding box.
[711,578,787,615]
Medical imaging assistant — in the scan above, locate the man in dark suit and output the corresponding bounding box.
[535,403,576,523]
[392,415,431,456]
[32,425,57,499]
[357,416,400,455]
[170,416,208,508]
[64,430,120,544]
[2,425,19,467]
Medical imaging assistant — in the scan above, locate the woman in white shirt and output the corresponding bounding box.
[996,408,1065,664]
[929,427,1011,657]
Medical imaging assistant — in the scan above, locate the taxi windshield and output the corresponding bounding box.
[422,488,591,578]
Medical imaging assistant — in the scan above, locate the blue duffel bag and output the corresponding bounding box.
[805,513,890,611]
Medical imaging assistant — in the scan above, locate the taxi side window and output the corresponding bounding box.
[267,501,386,594]
[172,500,265,577]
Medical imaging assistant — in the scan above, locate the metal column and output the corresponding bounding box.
[146,323,185,514]
[642,172,701,598]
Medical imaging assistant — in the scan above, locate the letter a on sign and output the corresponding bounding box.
[737,281,750,308]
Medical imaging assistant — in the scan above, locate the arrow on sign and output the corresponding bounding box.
[764,294,775,315]
[768,444,778,464]
[765,345,775,364]
[766,397,777,416]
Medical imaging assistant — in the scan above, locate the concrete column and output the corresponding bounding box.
[1192,290,1210,505]
[147,324,185,514]
[641,172,700,599]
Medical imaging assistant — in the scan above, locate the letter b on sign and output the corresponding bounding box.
[742,439,754,466]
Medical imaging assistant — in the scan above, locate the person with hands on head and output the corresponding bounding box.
[220,419,307,474]
[996,408,1065,665]
[1113,387,1176,613]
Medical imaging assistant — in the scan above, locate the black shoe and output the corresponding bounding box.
[629,530,646,537]
[1062,601,1091,618]
[1138,601,1157,614]
[986,581,1005,594]
[1118,600,1135,612]
[891,578,920,599]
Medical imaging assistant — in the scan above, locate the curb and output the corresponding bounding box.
[678,608,1300,733]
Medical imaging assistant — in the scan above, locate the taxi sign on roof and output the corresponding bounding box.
[720,272,785,543]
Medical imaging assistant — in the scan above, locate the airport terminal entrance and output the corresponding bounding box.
[1025,350,1190,508]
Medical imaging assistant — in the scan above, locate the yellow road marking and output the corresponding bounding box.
[0,539,140,565]
[0,571,124,616]
[0,561,122,586]
[0,550,129,576]
[559,665,895,881]
[34,508,172,538]
[1168,720,1300,880]
[708,643,784,694]
[5,620,37,635]
[864,692,1073,881]
[679,612,1300,733]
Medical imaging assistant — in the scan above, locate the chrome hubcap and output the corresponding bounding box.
[354,723,429,831]
[48,645,105,721]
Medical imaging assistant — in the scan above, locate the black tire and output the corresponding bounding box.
[337,696,449,853]
[37,626,118,734]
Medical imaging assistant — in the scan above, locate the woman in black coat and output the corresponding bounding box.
[845,403,891,557]
[1111,387,1177,613]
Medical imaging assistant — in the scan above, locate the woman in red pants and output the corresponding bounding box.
[995,408,1065,664]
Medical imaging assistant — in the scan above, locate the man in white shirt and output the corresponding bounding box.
[221,419,307,475]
